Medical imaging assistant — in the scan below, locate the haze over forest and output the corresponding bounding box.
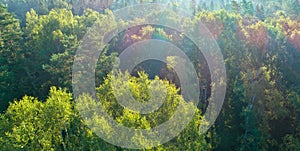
[0,0,299,150]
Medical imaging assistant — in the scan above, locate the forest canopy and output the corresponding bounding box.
[0,0,300,150]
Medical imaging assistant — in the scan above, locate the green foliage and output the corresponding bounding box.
[22,8,117,99]
[0,1,299,150]
[0,73,210,150]
[0,87,72,150]
[0,3,23,111]
[93,72,210,150]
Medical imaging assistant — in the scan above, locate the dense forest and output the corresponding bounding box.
[0,0,300,150]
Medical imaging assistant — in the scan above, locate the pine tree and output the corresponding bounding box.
[0,3,23,112]
[210,1,214,11]
[284,0,300,16]
[255,4,265,21]
[231,0,241,13]
[241,0,254,15]
[190,0,197,15]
